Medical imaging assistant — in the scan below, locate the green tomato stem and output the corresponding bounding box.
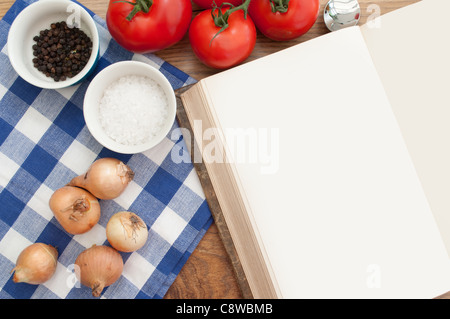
[113,0,153,21]
[224,0,252,19]
[270,0,290,13]
[210,0,252,45]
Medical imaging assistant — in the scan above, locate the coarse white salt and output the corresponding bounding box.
[98,75,169,146]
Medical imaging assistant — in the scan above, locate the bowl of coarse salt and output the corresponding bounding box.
[83,61,177,154]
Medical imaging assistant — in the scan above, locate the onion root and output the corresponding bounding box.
[49,186,101,235]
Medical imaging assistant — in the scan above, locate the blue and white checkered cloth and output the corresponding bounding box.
[0,0,213,299]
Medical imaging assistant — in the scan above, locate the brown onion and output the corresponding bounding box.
[106,211,148,252]
[75,245,123,297]
[11,243,58,284]
[49,186,101,235]
[67,157,134,200]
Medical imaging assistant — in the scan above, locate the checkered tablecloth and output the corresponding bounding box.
[0,0,213,299]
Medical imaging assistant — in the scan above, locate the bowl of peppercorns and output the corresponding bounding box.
[7,0,99,89]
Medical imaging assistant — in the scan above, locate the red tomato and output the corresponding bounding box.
[248,0,320,41]
[106,0,192,53]
[193,0,244,9]
[189,7,256,69]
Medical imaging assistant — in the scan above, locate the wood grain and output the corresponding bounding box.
[174,84,253,299]
[0,0,419,299]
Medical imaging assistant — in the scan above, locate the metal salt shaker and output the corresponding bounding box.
[324,0,361,32]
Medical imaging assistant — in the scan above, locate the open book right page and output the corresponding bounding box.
[361,0,450,256]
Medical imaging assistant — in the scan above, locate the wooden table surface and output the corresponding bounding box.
[0,0,419,299]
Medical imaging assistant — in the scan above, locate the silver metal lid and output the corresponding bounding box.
[324,0,361,32]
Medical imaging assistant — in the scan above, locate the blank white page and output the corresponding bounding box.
[202,26,450,298]
[361,0,450,258]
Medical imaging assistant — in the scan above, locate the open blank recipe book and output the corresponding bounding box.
[180,0,450,298]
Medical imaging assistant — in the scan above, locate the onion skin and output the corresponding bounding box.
[106,211,148,252]
[49,186,101,235]
[75,245,123,297]
[68,158,134,200]
[11,243,58,285]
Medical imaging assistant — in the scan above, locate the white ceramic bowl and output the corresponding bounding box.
[7,0,100,89]
[83,61,177,154]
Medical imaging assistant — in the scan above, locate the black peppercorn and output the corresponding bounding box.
[32,21,93,82]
